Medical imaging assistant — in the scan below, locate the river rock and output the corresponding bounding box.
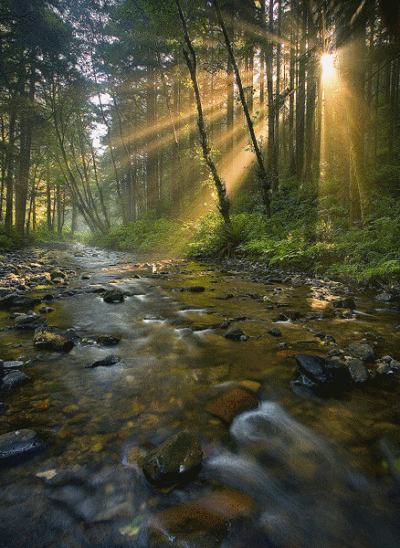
[14,313,48,330]
[268,327,282,337]
[346,358,369,383]
[85,355,120,368]
[145,487,253,548]
[34,329,75,352]
[333,298,356,309]
[347,342,375,362]
[294,354,329,386]
[1,370,30,390]
[0,429,42,461]
[206,386,259,424]
[0,293,18,309]
[50,269,66,281]
[223,326,246,340]
[96,335,121,346]
[103,289,125,303]
[142,430,203,486]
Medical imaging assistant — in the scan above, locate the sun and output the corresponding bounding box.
[321,52,335,79]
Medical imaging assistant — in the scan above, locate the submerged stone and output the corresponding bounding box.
[1,370,30,390]
[85,355,120,368]
[206,386,259,424]
[142,430,203,486]
[0,429,42,461]
[103,289,125,303]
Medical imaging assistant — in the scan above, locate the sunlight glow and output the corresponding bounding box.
[321,53,335,79]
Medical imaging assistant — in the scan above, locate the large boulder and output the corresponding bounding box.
[142,430,203,486]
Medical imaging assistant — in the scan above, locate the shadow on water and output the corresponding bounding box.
[0,244,399,547]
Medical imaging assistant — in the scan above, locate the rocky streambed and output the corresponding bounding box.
[0,243,399,548]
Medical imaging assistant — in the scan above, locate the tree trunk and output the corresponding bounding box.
[15,70,35,237]
[175,0,231,224]
[212,0,271,215]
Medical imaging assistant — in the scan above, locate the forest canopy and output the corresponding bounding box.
[0,0,400,280]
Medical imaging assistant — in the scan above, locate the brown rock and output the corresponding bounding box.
[206,387,258,424]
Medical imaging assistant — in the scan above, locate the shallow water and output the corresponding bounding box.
[0,244,399,547]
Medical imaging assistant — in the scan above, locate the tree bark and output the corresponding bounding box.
[175,0,231,224]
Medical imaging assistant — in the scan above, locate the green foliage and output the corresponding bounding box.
[187,179,400,283]
[93,217,187,255]
[186,213,256,258]
[0,234,14,251]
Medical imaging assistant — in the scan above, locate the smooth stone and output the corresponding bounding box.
[1,370,30,390]
[295,354,329,386]
[145,488,253,548]
[50,270,66,280]
[34,329,75,352]
[206,387,259,424]
[347,358,369,383]
[223,326,246,341]
[14,313,48,330]
[142,430,203,486]
[3,360,24,369]
[85,355,120,368]
[97,335,121,346]
[103,289,125,303]
[347,343,375,362]
[268,327,282,337]
[185,286,206,293]
[0,429,42,460]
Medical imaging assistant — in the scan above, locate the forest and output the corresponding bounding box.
[1,0,400,282]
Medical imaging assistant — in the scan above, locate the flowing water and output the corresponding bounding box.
[0,244,399,548]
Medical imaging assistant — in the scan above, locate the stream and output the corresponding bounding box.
[0,243,399,548]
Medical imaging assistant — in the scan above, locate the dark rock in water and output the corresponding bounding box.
[10,296,42,309]
[294,354,329,387]
[290,375,319,398]
[0,293,18,309]
[347,358,369,383]
[206,386,259,424]
[34,329,75,352]
[325,359,353,387]
[38,306,55,314]
[144,488,253,548]
[0,429,42,461]
[50,269,66,281]
[97,335,121,346]
[85,355,120,368]
[142,430,203,486]
[215,293,234,300]
[333,298,356,309]
[103,289,125,303]
[376,292,393,302]
[0,360,3,380]
[3,360,24,369]
[268,327,282,337]
[347,342,375,362]
[223,326,246,341]
[14,313,48,330]
[1,370,30,390]
[186,286,206,293]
